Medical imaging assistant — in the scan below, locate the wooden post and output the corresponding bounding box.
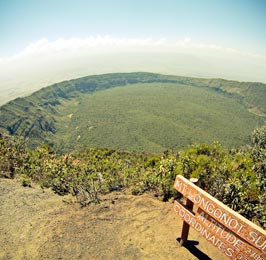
[179,177,198,246]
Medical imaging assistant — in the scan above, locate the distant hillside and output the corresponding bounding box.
[0,72,265,153]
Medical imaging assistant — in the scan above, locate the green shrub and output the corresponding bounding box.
[1,126,265,229]
[20,174,32,187]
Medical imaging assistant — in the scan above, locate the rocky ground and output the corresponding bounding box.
[0,178,226,260]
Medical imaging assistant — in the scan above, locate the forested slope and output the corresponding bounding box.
[0,72,265,152]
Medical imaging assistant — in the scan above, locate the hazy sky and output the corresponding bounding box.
[0,0,266,104]
[1,0,265,56]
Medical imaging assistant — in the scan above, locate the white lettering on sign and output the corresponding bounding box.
[174,175,266,260]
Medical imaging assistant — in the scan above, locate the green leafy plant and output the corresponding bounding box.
[1,124,266,229]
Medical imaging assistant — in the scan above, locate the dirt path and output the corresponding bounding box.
[0,178,225,260]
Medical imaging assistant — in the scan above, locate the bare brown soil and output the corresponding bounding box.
[0,178,225,260]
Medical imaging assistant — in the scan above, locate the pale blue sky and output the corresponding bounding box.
[0,0,266,103]
[0,0,265,57]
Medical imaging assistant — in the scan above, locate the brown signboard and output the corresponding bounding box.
[174,175,266,260]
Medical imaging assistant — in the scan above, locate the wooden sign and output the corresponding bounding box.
[174,175,266,260]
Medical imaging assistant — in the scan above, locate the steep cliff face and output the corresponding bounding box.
[0,73,163,142]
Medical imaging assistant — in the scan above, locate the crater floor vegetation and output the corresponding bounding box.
[0,72,265,153]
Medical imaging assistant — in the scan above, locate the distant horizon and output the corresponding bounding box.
[0,0,265,104]
[1,68,266,106]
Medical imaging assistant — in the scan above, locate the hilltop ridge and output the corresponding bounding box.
[0,72,265,153]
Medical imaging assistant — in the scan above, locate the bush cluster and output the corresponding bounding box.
[0,126,265,229]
